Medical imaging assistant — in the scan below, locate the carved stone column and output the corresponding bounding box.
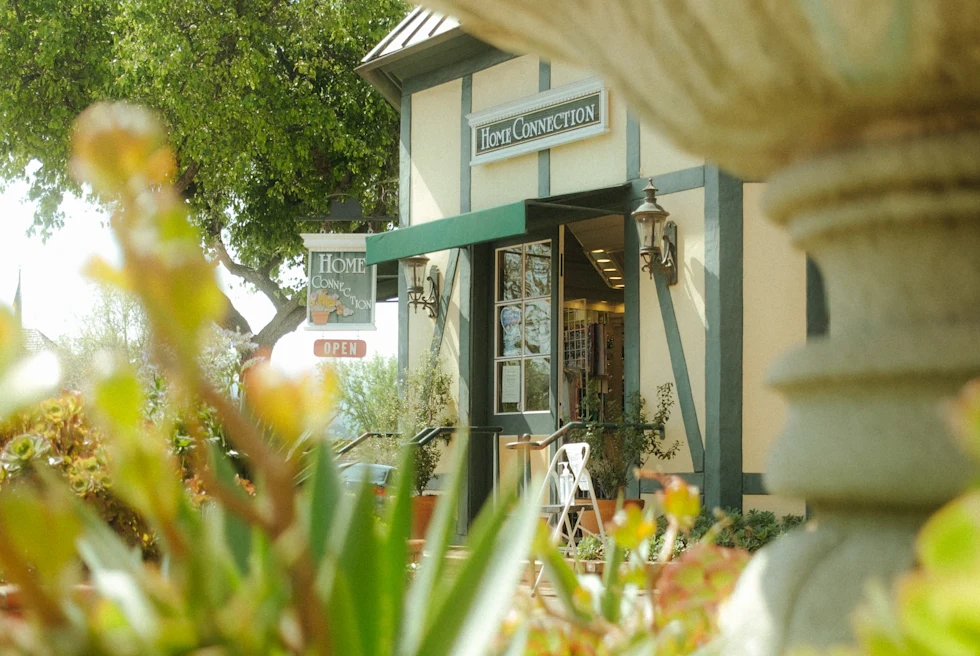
[420,1,980,650]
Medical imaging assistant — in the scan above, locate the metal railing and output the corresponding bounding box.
[335,431,401,456]
[505,422,665,491]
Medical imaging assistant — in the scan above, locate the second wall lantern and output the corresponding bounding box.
[401,254,440,318]
[632,179,678,286]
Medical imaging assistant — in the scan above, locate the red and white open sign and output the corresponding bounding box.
[314,339,367,358]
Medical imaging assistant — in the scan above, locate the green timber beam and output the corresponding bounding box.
[704,166,744,510]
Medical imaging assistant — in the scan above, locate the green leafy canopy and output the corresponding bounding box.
[0,0,406,343]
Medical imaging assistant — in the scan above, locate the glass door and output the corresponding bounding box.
[490,229,563,438]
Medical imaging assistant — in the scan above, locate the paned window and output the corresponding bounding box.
[495,241,551,413]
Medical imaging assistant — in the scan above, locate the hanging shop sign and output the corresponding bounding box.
[302,233,376,331]
[467,77,608,165]
[314,339,367,358]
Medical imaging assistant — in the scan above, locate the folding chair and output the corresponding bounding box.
[532,442,606,593]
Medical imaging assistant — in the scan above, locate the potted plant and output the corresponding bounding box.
[401,353,457,539]
[574,383,678,533]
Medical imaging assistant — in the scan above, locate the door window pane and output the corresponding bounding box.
[497,248,522,301]
[497,361,521,414]
[525,357,550,412]
[524,242,551,298]
[497,304,523,357]
[524,299,551,355]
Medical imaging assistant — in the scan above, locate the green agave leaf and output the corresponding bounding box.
[399,436,469,656]
[307,444,341,566]
[601,542,625,623]
[326,568,364,656]
[415,473,540,656]
[209,441,252,576]
[381,445,414,654]
[446,485,541,656]
[333,481,382,656]
[533,523,592,622]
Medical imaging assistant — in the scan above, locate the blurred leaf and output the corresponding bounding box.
[612,504,656,550]
[663,478,701,532]
[307,444,341,566]
[381,444,414,653]
[533,522,592,621]
[334,482,381,656]
[400,437,469,656]
[0,485,81,586]
[209,441,252,575]
[917,491,980,574]
[419,474,541,656]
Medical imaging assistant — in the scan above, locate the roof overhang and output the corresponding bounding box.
[356,8,505,108]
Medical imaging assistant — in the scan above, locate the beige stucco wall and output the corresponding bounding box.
[471,55,540,211]
[638,187,706,475]
[741,183,806,474]
[410,79,461,225]
[639,124,703,177]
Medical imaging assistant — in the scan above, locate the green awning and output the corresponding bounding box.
[365,183,630,266]
[365,201,526,266]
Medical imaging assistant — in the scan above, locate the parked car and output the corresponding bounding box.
[339,463,395,503]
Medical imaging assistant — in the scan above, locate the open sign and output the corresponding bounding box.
[314,339,367,358]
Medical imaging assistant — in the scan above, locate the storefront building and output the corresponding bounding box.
[357,9,819,530]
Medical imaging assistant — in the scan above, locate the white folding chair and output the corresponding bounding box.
[532,442,606,593]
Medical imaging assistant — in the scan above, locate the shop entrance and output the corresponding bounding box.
[488,214,627,443]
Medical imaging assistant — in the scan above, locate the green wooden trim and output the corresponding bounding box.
[365,201,527,265]
[629,166,705,199]
[626,111,640,180]
[398,94,411,387]
[654,269,705,472]
[638,472,704,493]
[430,249,461,355]
[402,48,517,95]
[625,109,641,497]
[460,76,472,214]
[741,473,768,496]
[704,166,744,510]
[399,94,412,228]
[537,61,551,198]
[806,257,829,337]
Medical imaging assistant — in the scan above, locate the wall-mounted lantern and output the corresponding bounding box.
[401,255,440,318]
[632,179,677,285]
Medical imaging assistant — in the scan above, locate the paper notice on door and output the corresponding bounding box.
[501,364,521,404]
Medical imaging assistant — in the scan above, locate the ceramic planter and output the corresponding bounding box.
[579,498,644,536]
[411,495,438,540]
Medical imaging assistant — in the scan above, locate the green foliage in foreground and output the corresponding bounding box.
[0,102,539,655]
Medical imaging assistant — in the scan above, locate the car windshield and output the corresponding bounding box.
[340,463,392,486]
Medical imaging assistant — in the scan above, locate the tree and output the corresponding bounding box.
[58,285,149,390]
[0,0,405,350]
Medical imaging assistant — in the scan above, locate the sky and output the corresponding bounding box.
[0,179,398,375]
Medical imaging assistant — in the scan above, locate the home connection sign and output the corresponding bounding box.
[302,234,376,331]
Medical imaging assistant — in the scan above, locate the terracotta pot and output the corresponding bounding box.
[411,495,438,540]
[579,498,644,536]
[311,311,330,325]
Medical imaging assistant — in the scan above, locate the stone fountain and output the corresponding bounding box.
[418,1,980,651]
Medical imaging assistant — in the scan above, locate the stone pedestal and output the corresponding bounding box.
[415,0,980,650]
[720,130,980,652]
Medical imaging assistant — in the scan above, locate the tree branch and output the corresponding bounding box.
[211,237,289,310]
[254,299,305,351]
[220,290,253,335]
[175,159,199,194]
